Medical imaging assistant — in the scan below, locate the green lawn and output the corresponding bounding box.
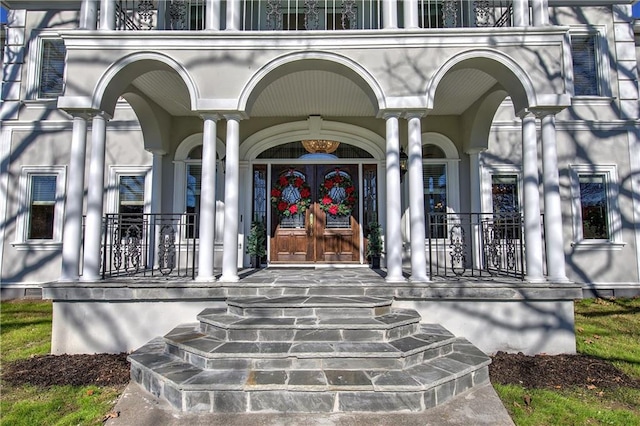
[1,300,124,426]
[2,298,639,425]
[494,297,640,425]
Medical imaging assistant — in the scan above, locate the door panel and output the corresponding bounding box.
[270,164,360,263]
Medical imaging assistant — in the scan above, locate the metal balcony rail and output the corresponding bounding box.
[427,212,525,280]
[418,0,512,28]
[111,0,513,31]
[101,213,198,279]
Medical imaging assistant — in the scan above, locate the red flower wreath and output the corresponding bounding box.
[270,170,312,217]
[319,169,357,216]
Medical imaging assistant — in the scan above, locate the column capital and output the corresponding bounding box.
[63,109,96,121]
[404,111,426,120]
[381,111,402,120]
[530,107,563,119]
[516,109,536,120]
[200,113,222,122]
[465,148,487,156]
[223,113,244,122]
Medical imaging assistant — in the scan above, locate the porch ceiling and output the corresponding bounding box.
[129,68,499,117]
[433,69,499,115]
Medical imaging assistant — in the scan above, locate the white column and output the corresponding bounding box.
[539,112,569,282]
[406,113,429,282]
[197,114,219,281]
[61,113,89,281]
[468,149,484,269]
[531,0,549,26]
[149,150,163,269]
[512,0,529,27]
[81,112,109,281]
[221,115,241,282]
[404,0,419,29]
[99,0,116,30]
[225,0,241,30]
[382,0,398,29]
[521,112,545,282]
[206,0,221,30]
[384,113,406,282]
[80,0,98,29]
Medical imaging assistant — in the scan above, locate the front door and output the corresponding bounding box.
[270,164,360,263]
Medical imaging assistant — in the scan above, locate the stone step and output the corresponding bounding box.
[128,337,491,413]
[163,323,458,370]
[226,296,392,318]
[196,307,421,341]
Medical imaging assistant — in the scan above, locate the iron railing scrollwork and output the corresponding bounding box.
[428,212,525,279]
[102,213,197,279]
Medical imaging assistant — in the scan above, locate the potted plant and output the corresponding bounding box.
[366,222,383,269]
[246,220,267,268]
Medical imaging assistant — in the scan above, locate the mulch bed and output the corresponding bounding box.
[490,351,640,390]
[2,351,639,390]
[2,353,130,387]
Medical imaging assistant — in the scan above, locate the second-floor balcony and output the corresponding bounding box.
[112,0,515,32]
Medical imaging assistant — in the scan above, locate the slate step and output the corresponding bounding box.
[163,323,458,370]
[196,307,421,341]
[128,336,491,412]
[226,296,392,318]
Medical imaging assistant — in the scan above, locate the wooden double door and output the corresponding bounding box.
[270,164,360,263]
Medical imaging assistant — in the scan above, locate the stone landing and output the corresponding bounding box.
[129,296,491,413]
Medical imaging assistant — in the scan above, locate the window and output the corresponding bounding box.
[571,33,602,97]
[38,38,66,99]
[491,175,519,216]
[14,166,66,249]
[578,175,608,239]
[118,175,145,216]
[108,166,150,219]
[28,175,57,239]
[185,164,201,238]
[419,138,460,239]
[118,175,146,239]
[569,164,623,249]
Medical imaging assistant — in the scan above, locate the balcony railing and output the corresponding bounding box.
[98,211,526,280]
[427,212,525,280]
[101,213,198,279]
[113,0,513,31]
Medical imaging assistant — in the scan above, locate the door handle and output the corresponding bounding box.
[309,212,314,237]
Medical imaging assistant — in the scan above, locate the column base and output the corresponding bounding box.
[409,275,430,283]
[58,275,79,283]
[80,274,101,282]
[547,276,572,284]
[219,274,240,283]
[524,275,547,283]
[385,275,407,283]
[195,275,217,283]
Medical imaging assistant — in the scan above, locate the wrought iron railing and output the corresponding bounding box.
[101,213,198,279]
[418,0,512,28]
[111,0,513,31]
[427,212,525,279]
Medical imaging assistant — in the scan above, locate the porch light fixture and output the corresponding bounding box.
[399,148,408,182]
[301,139,340,154]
